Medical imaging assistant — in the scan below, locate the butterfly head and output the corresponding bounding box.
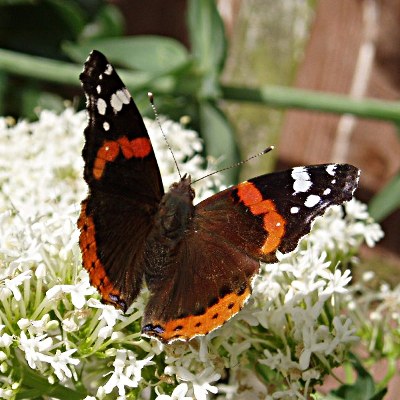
[167,174,195,201]
[155,174,195,238]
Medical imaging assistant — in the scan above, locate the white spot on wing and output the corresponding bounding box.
[97,98,107,115]
[96,85,101,94]
[326,165,337,176]
[110,89,131,112]
[323,188,331,195]
[103,121,110,131]
[292,166,312,194]
[290,206,299,214]
[105,64,113,75]
[305,194,320,208]
[122,87,131,100]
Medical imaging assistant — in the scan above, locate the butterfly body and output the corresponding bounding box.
[78,50,360,343]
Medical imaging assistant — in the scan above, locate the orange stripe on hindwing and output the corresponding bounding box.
[237,181,286,255]
[93,136,152,179]
[143,285,251,342]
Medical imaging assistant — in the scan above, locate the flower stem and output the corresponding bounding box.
[1,48,400,123]
[221,85,400,123]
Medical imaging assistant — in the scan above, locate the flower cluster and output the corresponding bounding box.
[0,109,387,399]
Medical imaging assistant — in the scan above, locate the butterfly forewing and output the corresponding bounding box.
[80,50,163,201]
[78,50,164,310]
[195,164,360,263]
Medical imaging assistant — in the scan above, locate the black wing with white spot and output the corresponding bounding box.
[194,163,360,264]
[78,50,164,310]
[248,163,360,257]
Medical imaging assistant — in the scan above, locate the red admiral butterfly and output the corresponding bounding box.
[78,50,360,343]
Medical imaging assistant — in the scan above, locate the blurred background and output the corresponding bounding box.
[0,0,399,277]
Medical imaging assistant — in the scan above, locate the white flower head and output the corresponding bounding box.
[102,349,154,396]
[0,108,386,398]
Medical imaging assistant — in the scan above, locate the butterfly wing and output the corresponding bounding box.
[142,164,359,342]
[78,50,164,310]
[196,163,360,263]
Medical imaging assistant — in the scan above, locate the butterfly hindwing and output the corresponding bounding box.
[141,164,359,342]
[142,218,260,342]
[78,50,164,309]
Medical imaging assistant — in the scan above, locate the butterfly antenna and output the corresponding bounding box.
[192,145,275,184]
[148,92,182,179]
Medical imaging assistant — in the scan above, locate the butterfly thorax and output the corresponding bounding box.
[148,174,195,243]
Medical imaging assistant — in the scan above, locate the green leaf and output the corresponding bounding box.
[46,0,86,37]
[64,36,190,74]
[368,172,400,221]
[330,354,387,400]
[187,0,227,98]
[199,101,239,184]
[79,4,125,40]
[20,88,65,120]
[369,388,389,400]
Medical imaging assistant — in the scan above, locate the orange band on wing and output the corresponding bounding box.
[93,136,152,179]
[237,181,286,255]
[237,181,263,205]
[117,137,152,159]
[143,285,251,343]
[261,211,285,254]
[78,202,124,308]
[93,141,120,179]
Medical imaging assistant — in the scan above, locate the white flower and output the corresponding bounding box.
[2,270,32,301]
[156,383,191,400]
[345,199,370,220]
[49,349,79,381]
[222,340,251,367]
[362,271,375,282]
[87,298,125,339]
[0,326,12,348]
[170,366,220,400]
[259,348,300,373]
[102,349,154,396]
[325,317,358,354]
[299,324,331,370]
[363,223,384,247]
[319,269,352,295]
[46,272,95,309]
[18,331,53,369]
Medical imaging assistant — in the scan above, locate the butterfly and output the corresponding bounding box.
[78,50,360,343]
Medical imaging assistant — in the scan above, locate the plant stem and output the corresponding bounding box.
[221,85,400,123]
[0,48,152,89]
[0,48,79,85]
[1,48,400,123]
